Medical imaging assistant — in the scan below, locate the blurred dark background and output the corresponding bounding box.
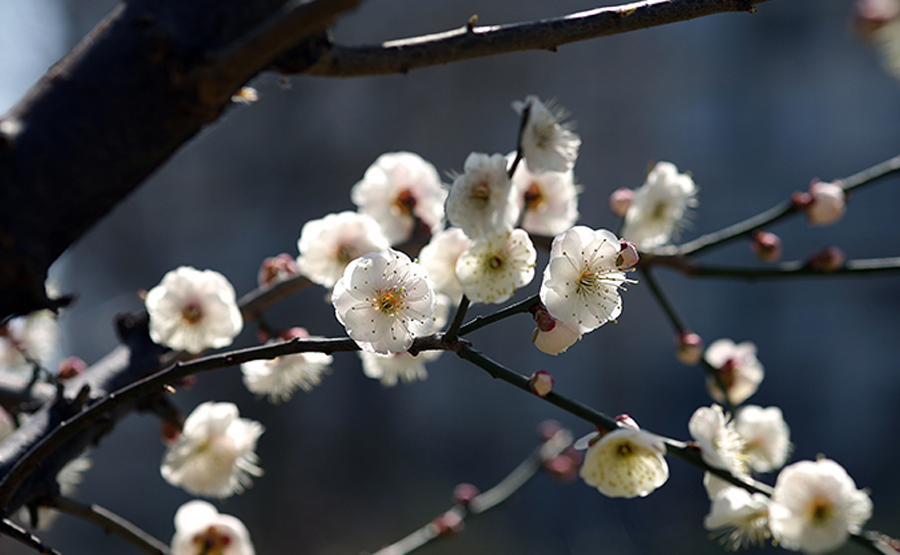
[2,0,900,553]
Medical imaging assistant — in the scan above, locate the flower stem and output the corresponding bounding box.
[649,256,900,279]
[638,266,689,334]
[443,295,470,342]
[507,103,530,178]
[457,294,541,336]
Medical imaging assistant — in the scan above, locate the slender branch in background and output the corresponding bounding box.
[298,0,770,77]
[50,496,170,555]
[649,256,900,280]
[443,296,470,343]
[649,153,900,258]
[0,519,60,555]
[637,267,689,334]
[507,102,529,179]
[372,426,574,555]
[458,294,541,336]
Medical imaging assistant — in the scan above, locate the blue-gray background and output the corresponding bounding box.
[2,0,900,553]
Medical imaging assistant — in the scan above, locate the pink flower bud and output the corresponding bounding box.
[751,230,782,262]
[280,327,310,341]
[804,181,846,226]
[257,253,300,288]
[543,448,582,482]
[530,304,557,332]
[529,370,555,397]
[431,511,464,536]
[537,419,562,441]
[532,319,582,355]
[452,483,480,507]
[675,331,704,365]
[616,240,640,270]
[609,187,635,217]
[809,246,845,273]
[615,414,641,430]
[57,356,87,379]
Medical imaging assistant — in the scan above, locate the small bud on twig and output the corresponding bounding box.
[528,370,554,397]
[675,331,704,366]
[751,230,782,262]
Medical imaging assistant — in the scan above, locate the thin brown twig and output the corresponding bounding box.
[372,427,573,555]
[647,256,900,279]
[300,0,769,77]
[0,518,60,555]
[50,496,170,555]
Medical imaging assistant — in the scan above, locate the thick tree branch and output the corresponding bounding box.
[297,0,769,77]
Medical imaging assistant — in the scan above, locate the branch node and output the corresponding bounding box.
[466,14,478,32]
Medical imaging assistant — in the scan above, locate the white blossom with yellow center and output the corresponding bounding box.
[620,161,698,250]
[332,248,436,354]
[455,229,536,304]
[579,427,669,498]
[145,266,243,355]
[509,154,579,236]
[704,486,773,550]
[445,152,519,241]
[296,211,391,288]
[539,226,630,334]
[511,95,581,174]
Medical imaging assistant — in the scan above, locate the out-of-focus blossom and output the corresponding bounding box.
[418,227,472,304]
[455,230,536,304]
[171,500,255,555]
[511,95,581,174]
[540,226,629,334]
[296,211,391,288]
[704,486,773,550]
[241,329,332,404]
[510,157,579,236]
[332,249,436,354]
[609,187,635,218]
[689,405,747,477]
[257,254,300,288]
[676,331,704,366]
[161,402,264,499]
[704,339,764,406]
[0,310,60,374]
[351,152,446,244]
[445,152,518,240]
[145,267,243,354]
[620,161,698,249]
[735,405,792,473]
[358,349,442,386]
[769,459,872,554]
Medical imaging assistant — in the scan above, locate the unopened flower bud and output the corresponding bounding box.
[615,414,641,430]
[280,327,310,341]
[537,419,562,441]
[530,303,556,332]
[532,319,582,355]
[609,188,635,217]
[452,483,480,507]
[543,448,582,482]
[616,240,640,270]
[675,331,704,365]
[801,181,846,226]
[529,370,554,397]
[57,356,87,379]
[431,511,464,536]
[160,420,182,445]
[751,230,782,262]
[257,253,300,288]
[808,246,845,273]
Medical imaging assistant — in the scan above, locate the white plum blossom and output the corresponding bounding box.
[509,157,579,236]
[161,402,264,499]
[579,427,669,498]
[241,332,332,404]
[418,227,472,304]
[689,405,748,482]
[171,500,255,555]
[805,181,846,226]
[145,267,243,354]
[735,405,791,473]
[296,211,391,288]
[511,95,581,173]
[0,309,60,374]
[532,317,582,356]
[620,161,698,249]
[704,486,773,550]
[539,226,629,334]
[704,338,764,406]
[351,152,447,244]
[359,350,442,386]
[769,459,873,553]
[445,152,519,241]
[332,249,436,354]
[455,229,536,304]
